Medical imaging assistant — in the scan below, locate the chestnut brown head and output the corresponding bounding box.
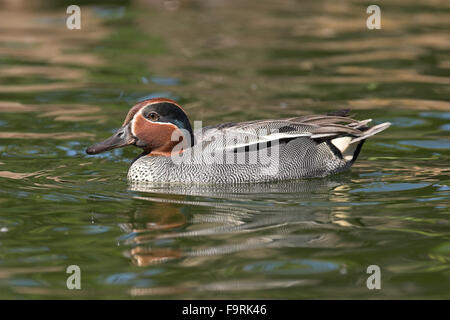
[86,98,193,156]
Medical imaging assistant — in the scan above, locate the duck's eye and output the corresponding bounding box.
[147,112,160,121]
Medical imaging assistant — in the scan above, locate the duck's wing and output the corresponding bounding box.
[194,112,390,155]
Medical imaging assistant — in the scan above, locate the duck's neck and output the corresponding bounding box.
[131,151,148,164]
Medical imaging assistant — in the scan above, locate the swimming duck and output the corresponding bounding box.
[86,98,390,183]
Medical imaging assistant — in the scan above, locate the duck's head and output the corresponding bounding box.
[86,98,193,156]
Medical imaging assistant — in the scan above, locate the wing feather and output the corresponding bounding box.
[194,112,389,152]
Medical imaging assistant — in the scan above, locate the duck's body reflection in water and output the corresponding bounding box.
[120,178,352,271]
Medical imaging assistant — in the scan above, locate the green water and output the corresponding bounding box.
[0,0,449,299]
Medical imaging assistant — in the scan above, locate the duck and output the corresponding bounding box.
[86,98,391,184]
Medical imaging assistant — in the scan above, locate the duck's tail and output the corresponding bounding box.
[279,110,390,163]
[329,121,391,162]
[298,109,391,162]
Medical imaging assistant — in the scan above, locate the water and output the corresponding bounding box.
[0,0,449,299]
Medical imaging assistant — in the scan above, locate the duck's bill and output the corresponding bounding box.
[86,124,136,155]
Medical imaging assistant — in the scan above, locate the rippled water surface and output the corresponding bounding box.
[0,0,449,299]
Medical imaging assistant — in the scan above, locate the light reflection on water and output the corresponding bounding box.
[0,0,448,299]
